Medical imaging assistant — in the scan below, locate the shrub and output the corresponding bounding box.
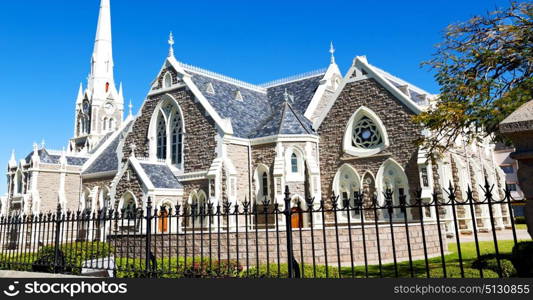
[511,242,533,277]
[115,257,243,278]
[243,263,339,278]
[32,246,67,273]
[472,255,516,277]
[28,242,114,275]
[417,267,498,278]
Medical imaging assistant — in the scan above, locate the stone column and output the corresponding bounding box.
[499,99,533,238]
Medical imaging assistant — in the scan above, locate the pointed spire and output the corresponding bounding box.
[128,99,133,117]
[41,139,46,149]
[76,83,84,104]
[92,0,113,80]
[118,82,123,99]
[168,31,175,57]
[8,149,17,168]
[329,41,336,64]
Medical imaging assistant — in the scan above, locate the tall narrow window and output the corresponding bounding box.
[262,172,268,197]
[291,153,298,173]
[163,73,172,88]
[170,113,183,166]
[157,116,167,159]
[152,97,185,168]
[420,166,429,187]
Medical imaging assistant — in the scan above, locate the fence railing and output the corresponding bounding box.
[0,180,528,278]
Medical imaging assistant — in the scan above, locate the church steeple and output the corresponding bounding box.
[71,0,124,153]
[89,0,114,98]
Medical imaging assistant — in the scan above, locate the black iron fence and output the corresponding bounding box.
[0,180,529,278]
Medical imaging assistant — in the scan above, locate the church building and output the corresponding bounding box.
[2,0,511,236]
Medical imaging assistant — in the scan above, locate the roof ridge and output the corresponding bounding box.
[178,61,266,93]
[259,68,327,88]
[370,64,434,97]
[277,102,290,134]
[284,102,312,134]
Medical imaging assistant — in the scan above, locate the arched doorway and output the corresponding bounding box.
[291,207,303,228]
[158,202,172,233]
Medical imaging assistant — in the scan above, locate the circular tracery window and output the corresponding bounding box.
[352,116,383,149]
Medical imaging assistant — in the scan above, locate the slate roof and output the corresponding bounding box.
[248,101,315,138]
[24,149,88,166]
[372,65,433,107]
[183,64,324,139]
[186,70,272,138]
[83,121,133,175]
[138,162,182,189]
[265,74,323,115]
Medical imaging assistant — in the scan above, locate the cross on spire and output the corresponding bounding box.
[168,31,175,57]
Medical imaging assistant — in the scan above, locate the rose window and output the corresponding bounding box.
[352,116,383,149]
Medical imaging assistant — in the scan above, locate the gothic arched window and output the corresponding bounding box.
[343,106,389,157]
[163,72,172,88]
[378,159,410,220]
[352,116,382,149]
[152,96,185,169]
[262,172,268,196]
[157,116,167,160]
[171,113,183,167]
[291,153,298,173]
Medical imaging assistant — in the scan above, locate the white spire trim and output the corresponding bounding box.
[168,31,175,57]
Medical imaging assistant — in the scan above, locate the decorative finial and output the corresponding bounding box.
[283,88,294,103]
[329,41,336,64]
[41,139,46,149]
[128,100,133,117]
[168,31,175,57]
[130,143,137,157]
[9,149,16,168]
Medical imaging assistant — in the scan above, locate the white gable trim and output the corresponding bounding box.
[314,56,423,130]
[128,156,155,190]
[166,57,233,135]
[304,63,341,120]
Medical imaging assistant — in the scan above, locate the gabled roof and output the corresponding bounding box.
[265,73,324,115]
[24,148,88,166]
[248,101,316,138]
[372,65,435,107]
[138,162,182,189]
[82,120,133,175]
[160,59,324,139]
[185,68,272,138]
[314,56,430,129]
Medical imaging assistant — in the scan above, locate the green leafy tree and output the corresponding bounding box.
[414,1,532,153]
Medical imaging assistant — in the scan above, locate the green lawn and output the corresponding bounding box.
[515,224,527,230]
[335,240,517,278]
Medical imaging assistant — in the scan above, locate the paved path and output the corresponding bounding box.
[0,271,90,278]
[450,229,531,242]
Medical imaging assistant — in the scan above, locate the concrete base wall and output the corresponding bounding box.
[108,222,446,266]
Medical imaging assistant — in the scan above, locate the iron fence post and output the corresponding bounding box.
[145,197,153,277]
[283,186,295,278]
[53,203,62,273]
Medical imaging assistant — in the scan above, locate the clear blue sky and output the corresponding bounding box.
[0,0,510,195]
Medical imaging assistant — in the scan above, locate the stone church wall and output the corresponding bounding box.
[122,77,217,173]
[226,143,251,204]
[317,78,422,204]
